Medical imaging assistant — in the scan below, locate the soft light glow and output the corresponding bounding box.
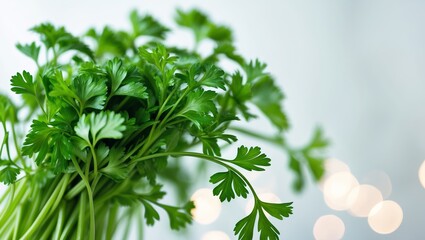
[313,215,345,240]
[323,172,359,210]
[419,161,425,188]
[363,171,392,198]
[201,231,230,240]
[348,184,383,217]
[245,192,281,214]
[319,158,350,191]
[191,188,221,224]
[325,158,351,174]
[368,200,403,234]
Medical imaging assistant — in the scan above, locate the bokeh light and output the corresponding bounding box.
[313,215,345,240]
[362,171,392,198]
[319,158,350,191]
[348,184,383,217]
[368,200,403,234]
[419,160,425,188]
[191,188,221,224]
[323,172,359,210]
[324,158,351,173]
[201,231,230,240]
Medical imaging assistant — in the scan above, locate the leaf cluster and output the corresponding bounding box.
[0,8,329,240]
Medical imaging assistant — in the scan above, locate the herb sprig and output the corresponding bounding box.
[0,8,328,239]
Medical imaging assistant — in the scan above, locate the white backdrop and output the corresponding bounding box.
[1,0,425,239]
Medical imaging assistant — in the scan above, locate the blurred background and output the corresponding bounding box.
[1,0,425,239]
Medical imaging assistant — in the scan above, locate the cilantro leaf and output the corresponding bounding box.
[177,90,217,128]
[139,185,193,230]
[21,121,51,163]
[75,111,126,146]
[180,90,217,115]
[175,9,209,43]
[234,201,293,240]
[207,24,233,43]
[50,133,72,172]
[175,9,232,45]
[72,74,107,110]
[0,165,20,185]
[162,201,194,230]
[176,64,225,90]
[196,131,237,156]
[101,147,129,182]
[0,94,17,123]
[86,26,131,57]
[231,146,271,171]
[302,127,329,181]
[289,127,329,191]
[213,43,245,65]
[140,200,161,225]
[209,171,249,202]
[234,211,256,240]
[115,82,148,99]
[22,120,72,172]
[105,58,127,94]
[244,59,268,82]
[32,23,94,60]
[228,72,255,120]
[251,75,289,131]
[10,71,36,96]
[130,10,169,39]
[261,201,293,220]
[257,211,280,240]
[289,154,304,192]
[16,42,41,63]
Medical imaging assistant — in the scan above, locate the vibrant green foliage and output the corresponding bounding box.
[0,8,328,240]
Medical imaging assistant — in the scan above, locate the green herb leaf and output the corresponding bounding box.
[10,71,36,96]
[130,10,169,39]
[32,23,94,60]
[22,120,72,172]
[234,211,256,240]
[251,75,289,131]
[16,42,41,63]
[210,171,249,202]
[0,165,20,185]
[115,82,148,99]
[101,147,129,182]
[231,146,271,171]
[303,127,329,180]
[75,111,126,146]
[0,94,17,123]
[72,74,108,111]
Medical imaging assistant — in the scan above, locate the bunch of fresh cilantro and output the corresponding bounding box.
[0,9,328,240]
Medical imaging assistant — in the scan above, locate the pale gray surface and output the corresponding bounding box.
[1,1,425,239]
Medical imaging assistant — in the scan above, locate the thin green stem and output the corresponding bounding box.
[89,145,99,187]
[106,202,119,240]
[11,199,21,240]
[228,126,284,145]
[71,157,95,240]
[9,118,26,169]
[59,206,79,240]
[19,174,69,240]
[53,204,65,240]
[77,192,87,240]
